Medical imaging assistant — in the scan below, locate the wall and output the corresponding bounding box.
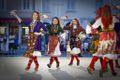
[0,0,120,28]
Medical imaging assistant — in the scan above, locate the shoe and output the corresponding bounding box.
[25,67,30,71]
[57,62,60,68]
[116,65,120,68]
[112,72,117,76]
[104,68,109,72]
[77,61,80,66]
[87,67,93,74]
[68,63,72,66]
[93,67,95,71]
[47,64,51,68]
[35,65,39,71]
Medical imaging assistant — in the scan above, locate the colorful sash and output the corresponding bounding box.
[24,32,38,57]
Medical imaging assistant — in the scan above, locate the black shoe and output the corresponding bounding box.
[112,72,117,76]
[77,61,80,66]
[87,67,93,74]
[25,67,30,71]
[47,64,51,68]
[68,63,72,66]
[93,67,95,71]
[57,62,59,68]
[35,65,39,71]
[104,68,109,72]
[116,65,120,68]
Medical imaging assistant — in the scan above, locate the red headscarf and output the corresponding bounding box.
[101,5,112,30]
[95,7,102,20]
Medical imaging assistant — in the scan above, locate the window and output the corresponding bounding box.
[0,0,5,10]
[67,0,75,12]
[42,0,50,13]
[23,0,30,10]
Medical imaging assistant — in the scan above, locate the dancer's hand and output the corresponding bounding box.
[34,32,41,36]
[10,10,17,16]
[34,32,44,36]
[10,10,22,23]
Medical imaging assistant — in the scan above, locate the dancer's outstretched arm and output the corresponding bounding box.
[10,10,22,23]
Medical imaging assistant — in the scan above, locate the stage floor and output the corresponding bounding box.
[0,57,120,80]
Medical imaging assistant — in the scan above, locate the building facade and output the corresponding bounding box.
[0,0,120,53]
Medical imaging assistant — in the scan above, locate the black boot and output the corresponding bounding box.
[77,61,80,66]
[116,65,120,68]
[112,72,117,76]
[87,67,94,74]
[56,62,60,68]
[35,64,39,71]
[47,64,51,68]
[25,67,30,71]
[68,63,72,66]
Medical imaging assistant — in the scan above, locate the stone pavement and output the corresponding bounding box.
[0,57,120,80]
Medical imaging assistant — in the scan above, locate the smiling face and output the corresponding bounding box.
[32,11,40,21]
[72,19,78,25]
[52,18,59,25]
[32,12,39,20]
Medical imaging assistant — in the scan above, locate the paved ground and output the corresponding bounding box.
[0,57,120,80]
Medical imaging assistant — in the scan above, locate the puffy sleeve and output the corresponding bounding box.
[92,18,101,29]
[113,16,119,24]
[86,24,92,34]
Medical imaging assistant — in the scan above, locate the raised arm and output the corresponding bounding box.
[10,10,31,26]
[10,10,22,23]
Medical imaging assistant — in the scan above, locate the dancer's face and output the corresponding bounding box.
[52,18,59,25]
[72,19,77,25]
[32,12,39,20]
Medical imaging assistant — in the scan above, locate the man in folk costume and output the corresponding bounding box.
[87,7,103,74]
[47,17,64,68]
[11,11,47,71]
[114,14,120,68]
[64,18,85,66]
[90,5,119,77]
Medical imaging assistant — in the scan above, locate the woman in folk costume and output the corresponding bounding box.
[64,18,85,66]
[89,5,119,77]
[47,17,64,68]
[87,7,103,74]
[11,11,47,71]
[114,14,120,68]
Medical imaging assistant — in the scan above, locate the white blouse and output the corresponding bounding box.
[92,16,119,30]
